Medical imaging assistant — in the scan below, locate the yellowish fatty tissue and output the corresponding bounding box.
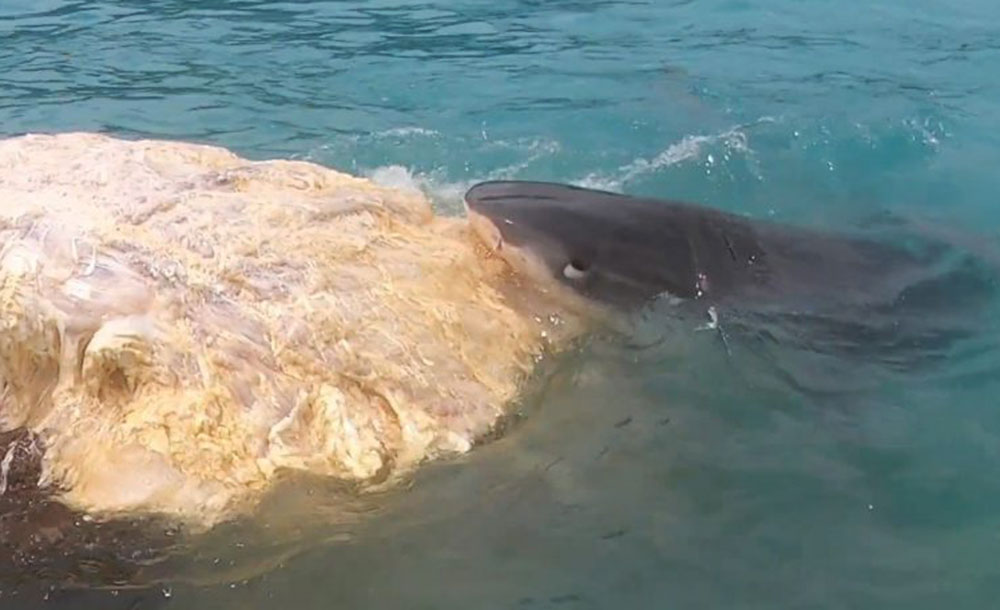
[0,132,585,529]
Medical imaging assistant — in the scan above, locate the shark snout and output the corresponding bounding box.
[466,207,504,252]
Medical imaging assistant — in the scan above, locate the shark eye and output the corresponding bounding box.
[563,258,590,280]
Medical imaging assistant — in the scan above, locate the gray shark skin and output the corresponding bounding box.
[465,180,957,309]
[464,180,996,367]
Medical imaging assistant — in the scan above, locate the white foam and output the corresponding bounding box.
[373,126,440,139]
[365,164,426,195]
[484,137,561,180]
[357,121,769,209]
[364,136,561,214]
[573,123,761,192]
[903,117,947,149]
[365,165,474,215]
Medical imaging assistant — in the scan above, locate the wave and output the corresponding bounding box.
[366,164,473,215]
[363,135,562,214]
[574,118,775,192]
[345,114,950,217]
[357,120,763,212]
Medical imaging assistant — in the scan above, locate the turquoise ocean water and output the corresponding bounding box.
[3,1,1000,608]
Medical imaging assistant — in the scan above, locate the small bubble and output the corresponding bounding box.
[162,587,172,598]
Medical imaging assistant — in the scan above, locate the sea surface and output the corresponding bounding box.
[3,1,1000,608]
